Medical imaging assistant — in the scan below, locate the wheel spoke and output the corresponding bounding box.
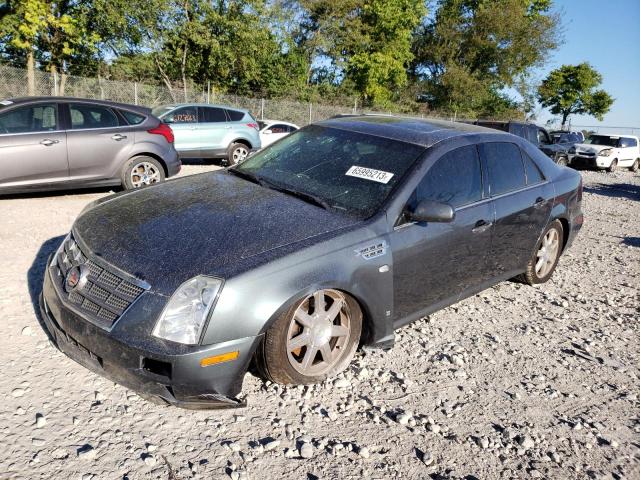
[294,311,314,328]
[535,257,545,272]
[331,325,349,337]
[288,332,310,351]
[319,343,334,363]
[313,291,325,314]
[324,298,343,321]
[301,346,317,370]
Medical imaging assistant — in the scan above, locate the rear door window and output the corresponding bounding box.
[0,104,58,134]
[225,109,245,121]
[69,104,119,129]
[415,145,483,208]
[522,151,545,185]
[120,110,146,125]
[163,106,198,124]
[200,107,227,123]
[480,142,527,196]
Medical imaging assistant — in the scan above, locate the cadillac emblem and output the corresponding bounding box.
[65,266,83,292]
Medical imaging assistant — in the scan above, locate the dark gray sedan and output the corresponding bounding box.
[0,97,180,194]
[39,116,584,408]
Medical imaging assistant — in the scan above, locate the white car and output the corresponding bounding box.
[258,120,299,148]
[569,134,640,172]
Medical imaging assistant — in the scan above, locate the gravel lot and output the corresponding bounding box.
[0,165,638,480]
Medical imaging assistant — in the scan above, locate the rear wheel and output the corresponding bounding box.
[257,289,362,385]
[607,159,618,173]
[226,142,250,166]
[631,159,639,172]
[121,156,165,190]
[519,220,564,285]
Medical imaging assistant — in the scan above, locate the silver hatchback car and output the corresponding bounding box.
[152,104,261,165]
[0,97,180,194]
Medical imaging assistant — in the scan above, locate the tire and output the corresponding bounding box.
[519,220,564,286]
[121,156,165,190]
[256,289,362,385]
[226,142,250,166]
[556,155,568,166]
[631,159,639,172]
[607,159,618,173]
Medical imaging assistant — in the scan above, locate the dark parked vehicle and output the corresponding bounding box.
[471,120,572,165]
[0,97,180,194]
[40,116,583,408]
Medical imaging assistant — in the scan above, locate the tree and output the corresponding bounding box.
[537,63,614,128]
[411,0,560,117]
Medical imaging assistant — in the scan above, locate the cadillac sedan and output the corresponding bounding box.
[39,116,584,408]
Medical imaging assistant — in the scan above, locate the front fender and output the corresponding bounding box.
[200,224,393,347]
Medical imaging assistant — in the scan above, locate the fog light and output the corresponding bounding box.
[200,351,239,367]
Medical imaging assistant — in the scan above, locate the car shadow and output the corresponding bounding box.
[27,235,65,342]
[179,157,226,167]
[1,186,116,200]
[622,237,640,248]
[583,183,640,201]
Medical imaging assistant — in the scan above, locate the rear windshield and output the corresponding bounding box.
[585,135,619,147]
[151,106,175,118]
[235,125,425,218]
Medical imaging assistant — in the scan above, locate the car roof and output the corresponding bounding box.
[317,115,506,147]
[0,96,151,114]
[155,103,248,113]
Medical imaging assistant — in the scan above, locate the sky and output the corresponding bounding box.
[535,0,640,130]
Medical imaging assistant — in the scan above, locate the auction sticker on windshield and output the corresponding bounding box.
[346,166,394,184]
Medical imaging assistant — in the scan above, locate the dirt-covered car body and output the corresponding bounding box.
[40,116,584,408]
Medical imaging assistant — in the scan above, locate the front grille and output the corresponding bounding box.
[53,234,147,329]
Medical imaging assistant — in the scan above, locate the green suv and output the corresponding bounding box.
[152,104,261,165]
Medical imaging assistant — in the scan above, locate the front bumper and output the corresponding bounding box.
[40,260,261,409]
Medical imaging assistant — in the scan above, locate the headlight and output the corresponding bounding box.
[598,149,612,157]
[152,276,223,344]
[568,146,576,154]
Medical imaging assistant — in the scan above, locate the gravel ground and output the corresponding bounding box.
[0,166,638,480]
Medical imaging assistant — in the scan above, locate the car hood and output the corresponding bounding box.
[574,143,614,154]
[73,171,361,295]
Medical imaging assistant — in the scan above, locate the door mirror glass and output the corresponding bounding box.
[409,199,455,223]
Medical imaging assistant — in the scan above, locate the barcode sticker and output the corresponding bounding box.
[346,166,394,184]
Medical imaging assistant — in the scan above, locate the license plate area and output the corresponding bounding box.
[57,331,103,371]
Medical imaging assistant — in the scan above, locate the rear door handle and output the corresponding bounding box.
[111,134,127,141]
[40,139,59,146]
[533,197,546,208]
[472,219,493,233]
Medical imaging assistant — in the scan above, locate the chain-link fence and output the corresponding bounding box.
[1,64,444,126]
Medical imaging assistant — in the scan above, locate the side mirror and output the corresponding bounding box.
[408,199,455,223]
[263,129,273,135]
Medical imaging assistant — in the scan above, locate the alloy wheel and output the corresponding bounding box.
[232,146,249,164]
[130,162,161,188]
[286,289,351,376]
[535,228,560,278]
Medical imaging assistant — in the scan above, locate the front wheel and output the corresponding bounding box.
[607,159,618,173]
[631,159,639,172]
[226,143,250,166]
[257,289,362,385]
[556,155,568,166]
[121,156,165,190]
[519,220,564,285]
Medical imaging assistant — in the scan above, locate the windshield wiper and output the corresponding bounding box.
[259,178,331,211]
[227,168,261,185]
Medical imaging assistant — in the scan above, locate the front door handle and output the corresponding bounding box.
[40,139,59,146]
[533,197,546,208]
[111,134,127,141]
[472,219,493,233]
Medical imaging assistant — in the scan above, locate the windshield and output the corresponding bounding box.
[585,135,619,147]
[234,125,425,218]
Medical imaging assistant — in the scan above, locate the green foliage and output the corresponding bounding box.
[537,63,614,127]
[411,0,560,117]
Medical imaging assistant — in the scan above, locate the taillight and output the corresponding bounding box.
[246,123,259,130]
[148,123,174,143]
